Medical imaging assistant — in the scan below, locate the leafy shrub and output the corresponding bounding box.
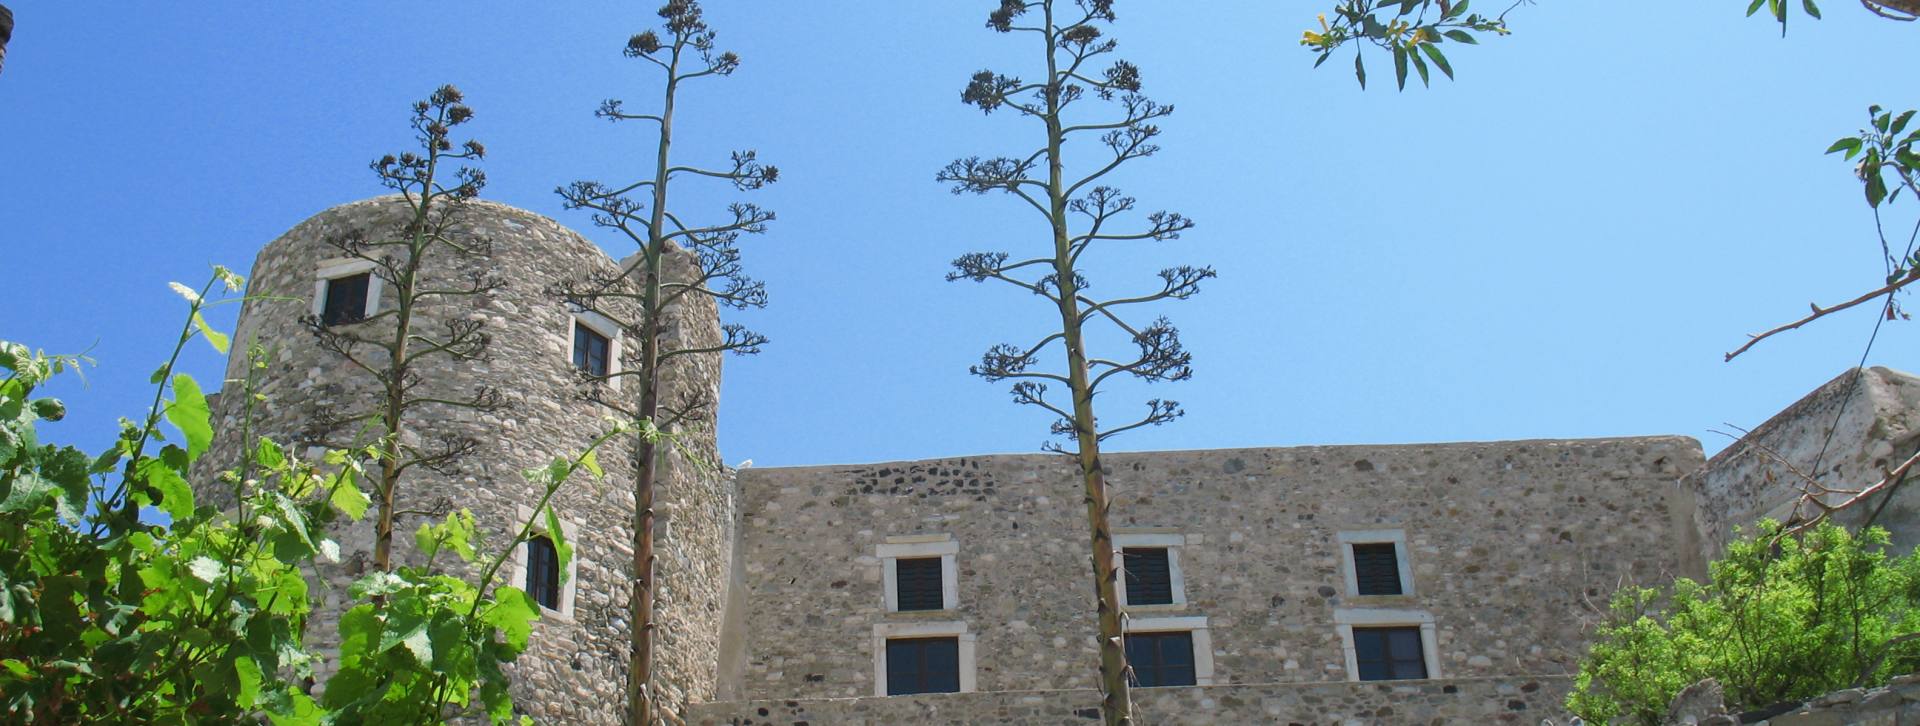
[0,270,614,724]
[1569,520,1920,724]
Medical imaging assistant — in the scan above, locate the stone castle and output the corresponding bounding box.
[197,196,1920,725]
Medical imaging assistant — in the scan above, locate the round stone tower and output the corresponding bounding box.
[196,196,737,724]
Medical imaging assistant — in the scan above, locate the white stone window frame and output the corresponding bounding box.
[876,535,958,613]
[310,258,384,321]
[1122,614,1215,686]
[1113,531,1187,610]
[1332,607,1443,682]
[1337,528,1416,597]
[871,620,976,697]
[510,504,582,622]
[564,305,624,391]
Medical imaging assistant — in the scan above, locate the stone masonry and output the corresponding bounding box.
[195,196,732,724]
[1688,366,1920,559]
[196,197,1920,724]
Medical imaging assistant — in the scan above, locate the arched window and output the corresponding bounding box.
[526,534,561,611]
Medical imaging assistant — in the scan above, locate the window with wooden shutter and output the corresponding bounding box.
[572,322,611,377]
[321,272,370,326]
[1351,542,1403,596]
[894,557,944,611]
[1123,547,1174,605]
[885,637,960,695]
[1353,626,1427,681]
[1125,631,1196,687]
[526,534,560,611]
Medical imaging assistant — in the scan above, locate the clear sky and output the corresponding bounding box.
[2,2,1916,469]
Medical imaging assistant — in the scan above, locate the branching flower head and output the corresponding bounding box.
[626,31,662,57]
[962,70,1022,114]
[987,0,1029,32]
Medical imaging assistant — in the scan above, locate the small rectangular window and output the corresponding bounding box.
[1354,626,1426,681]
[1352,542,1403,596]
[321,272,371,326]
[526,534,561,611]
[572,322,611,377]
[885,637,960,695]
[1125,631,1196,687]
[1123,547,1174,605]
[895,557,944,612]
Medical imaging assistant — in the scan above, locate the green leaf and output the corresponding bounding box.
[1747,0,1766,15]
[329,466,369,519]
[1827,137,1864,156]
[165,373,213,462]
[581,449,604,479]
[1393,45,1410,90]
[1420,43,1452,80]
[137,457,195,521]
[1802,0,1821,18]
[1354,53,1367,89]
[1444,29,1478,44]
[192,311,230,355]
[544,505,573,585]
[1892,110,1915,137]
[235,656,263,708]
[483,587,540,651]
[1411,51,1431,86]
[1867,170,1889,208]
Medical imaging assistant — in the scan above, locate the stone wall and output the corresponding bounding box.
[689,676,1572,725]
[1688,367,1920,559]
[720,437,1702,700]
[193,196,733,724]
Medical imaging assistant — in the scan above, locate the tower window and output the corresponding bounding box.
[1353,626,1427,681]
[320,272,371,326]
[526,534,560,611]
[1351,542,1403,596]
[1125,631,1196,687]
[572,322,611,377]
[1123,547,1175,606]
[884,637,960,695]
[894,557,944,612]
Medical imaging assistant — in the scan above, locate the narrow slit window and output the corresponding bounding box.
[572,322,611,377]
[885,637,960,695]
[1124,631,1196,687]
[526,534,560,611]
[1351,542,1403,596]
[1353,626,1427,681]
[1123,547,1174,605]
[320,272,371,326]
[894,557,944,612]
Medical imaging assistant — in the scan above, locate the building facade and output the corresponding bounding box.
[202,197,1918,724]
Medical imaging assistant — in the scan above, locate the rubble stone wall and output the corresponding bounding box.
[194,196,732,724]
[722,437,1702,700]
[1687,367,1920,560]
[688,675,1572,725]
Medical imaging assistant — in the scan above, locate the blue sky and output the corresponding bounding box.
[2,2,1916,468]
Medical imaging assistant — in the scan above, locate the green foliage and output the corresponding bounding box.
[1568,521,1920,724]
[0,269,622,723]
[1827,105,1920,217]
[0,271,348,723]
[1301,0,1510,90]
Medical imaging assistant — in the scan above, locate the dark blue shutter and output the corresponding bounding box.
[895,557,944,611]
[526,534,560,611]
[573,323,610,377]
[1354,626,1426,681]
[885,637,960,695]
[1351,542,1403,595]
[1125,631,1195,687]
[1123,547,1174,605]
